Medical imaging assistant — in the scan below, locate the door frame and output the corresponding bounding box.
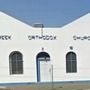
[36,52,50,82]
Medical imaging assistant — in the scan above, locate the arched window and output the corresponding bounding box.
[9,51,23,74]
[66,52,77,73]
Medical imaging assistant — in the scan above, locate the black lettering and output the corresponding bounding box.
[2,36,4,40]
[0,35,11,40]
[28,36,32,40]
[73,36,77,40]
[5,36,8,40]
[8,36,11,40]
[0,36,2,40]
[46,35,49,40]
[28,35,57,40]
[53,36,56,40]
[88,36,90,40]
[32,36,35,40]
[83,36,87,39]
[42,36,46,40]
[38,36,42,39]
[36,35,38,38]
[81,37,84,40]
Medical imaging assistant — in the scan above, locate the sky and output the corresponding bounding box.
[0,0,90,27]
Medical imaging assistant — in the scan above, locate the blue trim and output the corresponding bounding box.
[36,59,39,82]
[0,82,36,86]
[37,60,40,82]
[38,60,41,82]
[1,80,90,86]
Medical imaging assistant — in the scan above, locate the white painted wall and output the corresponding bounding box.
[0,12,90,83]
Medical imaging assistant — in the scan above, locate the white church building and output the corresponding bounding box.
[0,11,90,85]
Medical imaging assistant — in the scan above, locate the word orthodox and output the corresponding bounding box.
[28,35,56,40]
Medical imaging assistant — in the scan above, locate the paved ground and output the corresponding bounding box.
[1,82,90,90]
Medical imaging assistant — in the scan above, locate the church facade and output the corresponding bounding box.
[0,12,90,85]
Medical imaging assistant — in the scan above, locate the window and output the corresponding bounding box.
[9,51,23,74]
[66,52,77,73]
